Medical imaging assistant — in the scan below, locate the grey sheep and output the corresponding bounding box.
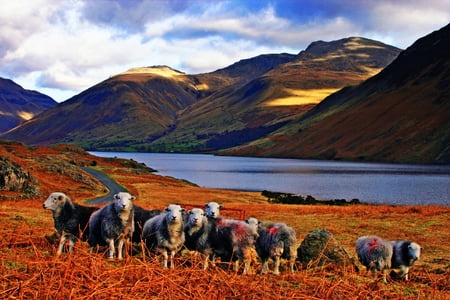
[390,239,423,280]
[143,204,185,268]
[246,218,297,275]
[184,208,214,269]
[43,192,98,256]
[209,216,258,274]
[132,205,161,243]
[88,192,135,259]
[356,235,393,282]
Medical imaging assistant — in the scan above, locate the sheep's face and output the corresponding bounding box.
[205,202,223,219]
[113,192,135,212]
[43,192,69,211]
[408,242,422,264]
[188,208,206,226]
[245,218,259,231]
[165,204,185,223]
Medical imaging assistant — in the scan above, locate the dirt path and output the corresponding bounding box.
[81,167,126,204]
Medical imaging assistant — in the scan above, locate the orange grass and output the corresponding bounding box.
[1,143,449,299]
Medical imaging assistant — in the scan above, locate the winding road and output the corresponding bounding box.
[81,167,127,204]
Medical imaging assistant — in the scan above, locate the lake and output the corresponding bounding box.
[91,152,450,206]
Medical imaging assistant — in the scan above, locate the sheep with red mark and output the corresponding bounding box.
[43,192,98,256]
[356,236,423,282]
[356,236,393,282]
[88,192,135,259]
[246,218,297,275]
[209,217,258,274]
[143,204,185,268]
[132,205,161,244]
[184,208,214,269]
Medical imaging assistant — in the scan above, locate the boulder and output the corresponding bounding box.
[296,229,353,268]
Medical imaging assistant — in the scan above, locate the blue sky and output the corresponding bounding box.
[1,0,449,102]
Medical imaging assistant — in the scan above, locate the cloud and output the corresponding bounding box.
[0,0,448,102]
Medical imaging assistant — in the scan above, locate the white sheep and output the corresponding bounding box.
[88,192,135,259]
[143,204,185,268]
[390,240,423,281]
[184,208,214,269]
[43,192,98,256]
[204,202,223,219]
[246,218,297,275]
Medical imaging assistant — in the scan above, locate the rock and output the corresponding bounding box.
[296,229,353,268]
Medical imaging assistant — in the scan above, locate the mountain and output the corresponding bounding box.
[0,78,57,133]
[223,24,450,163]
[1,37,401,154]
[147,37,401,152]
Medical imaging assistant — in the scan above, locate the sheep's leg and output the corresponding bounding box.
[202,250,210,270]
[161,249,168,268]
[273,255,281,275]
[170,250,176,269]
[234,259,240,272]
[399,266,409,281]
[381,268,389,283]
[106,238,115,259]
[57,234,67,256]
[67,237,76,253]
[272,241,284,275]
[117,238,124,260]
[261,258,269,274]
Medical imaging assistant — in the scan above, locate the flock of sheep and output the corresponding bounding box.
[43,191,423,281]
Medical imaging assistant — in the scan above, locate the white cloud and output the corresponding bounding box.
[0,0,448,102]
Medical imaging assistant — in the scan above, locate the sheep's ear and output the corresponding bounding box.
[130,196,136,201]
[164,207,170,212]
[114,194,119,200]
[57,195,64,201]
[204,203,209,207]
[219,205,224,209]
[421,247,424,251]
[181,208,186,212]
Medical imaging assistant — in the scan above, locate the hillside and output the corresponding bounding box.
[0,77,56,133]
[144,37,401,152]
[224,24,450,164]
[1,37,400,153]
[1,67,205,150]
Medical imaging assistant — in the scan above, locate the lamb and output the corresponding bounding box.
[390,239,423,281]
[143,204,185,268]
[43,192,98,256]
[132,205,161,243]
[88,192,135,259]
[184,208,214,269]
[246,218,297,275]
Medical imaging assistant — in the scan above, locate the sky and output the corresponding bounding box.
[1,0,449,102]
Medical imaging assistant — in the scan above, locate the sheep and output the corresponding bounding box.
[390,240,423,281]
[143,204,185,268]
[132,205,161,244]
[184,208,214,269]
[246,218,297,275]
[88,192,135,259]
[356,236,393,282]
[204,202,223,219]
[209,217,258,274]
[43,192,98,256]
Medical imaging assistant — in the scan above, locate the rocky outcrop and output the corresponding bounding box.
[0,156,40,196]
[296,229,354,268]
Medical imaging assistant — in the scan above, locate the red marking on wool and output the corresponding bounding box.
[368,238,379,255]
[266,227,279,235]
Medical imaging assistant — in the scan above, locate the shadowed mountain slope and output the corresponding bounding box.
[223,24,450,163]
[148,37,400,152]
[0,78,56,133]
